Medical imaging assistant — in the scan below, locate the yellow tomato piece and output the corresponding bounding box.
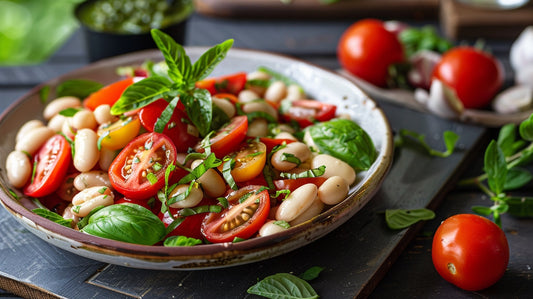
[230,141,267,183]
[97,116,141,150]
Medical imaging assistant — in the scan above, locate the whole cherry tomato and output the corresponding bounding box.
[432,214,509,291]
[337,19,405,87]
[432,46,504,109]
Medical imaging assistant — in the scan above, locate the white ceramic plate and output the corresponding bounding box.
[0,48,393,270]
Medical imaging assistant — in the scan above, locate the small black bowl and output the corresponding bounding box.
[75,0,193,62]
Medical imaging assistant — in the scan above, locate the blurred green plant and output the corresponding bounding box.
[0,0,84,65]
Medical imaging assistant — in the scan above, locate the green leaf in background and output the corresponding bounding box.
[497,123,527,157]
[385,208,435,230]
[56,79,103,99]
[519,114,533,141]
[484,140,508,196]
[247,273,319,299]
[0,0,83,65]
[503,168,533,191]
[299,266,324,281]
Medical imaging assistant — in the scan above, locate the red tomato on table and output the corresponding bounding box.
[432,214,509,291]
[201,185,270,243]
[24,135,71,198]
[432,46,504,109]
[337,19,405,87]
[108,132,177,200]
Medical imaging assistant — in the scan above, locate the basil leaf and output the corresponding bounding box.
[519,114,533,141]
[472,205,493,216]
[484,140,508,195]
[154,97,179,133]
[32,208,73,228]
[150,29,190,86]
[306,118,376,171]
[190,39,234,83]
[497,124,525,157]
[396,129,458,158]
[110,76,174,115]
[299,266,324,281]
[247,273,319,299]
[504,167,533,190]
[56,79,103,99]
[81,203,166,245]
[385,208,435,230]
[59,107,81,117]
[39,85,50,104]
[181,88,213,137]
[163,235,202,247]
[506,196,533,218]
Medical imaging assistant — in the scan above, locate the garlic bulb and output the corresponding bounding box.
[510,26,533,73]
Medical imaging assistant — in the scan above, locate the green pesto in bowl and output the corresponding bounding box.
[77,0,193,34]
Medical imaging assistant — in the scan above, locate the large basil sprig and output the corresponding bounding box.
[110,29,234,137]
[81,203,166,245]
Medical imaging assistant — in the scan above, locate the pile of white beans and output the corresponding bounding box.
[5,68,360,242]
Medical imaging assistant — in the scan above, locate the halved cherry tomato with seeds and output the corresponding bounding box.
[280,100,336,128]
[198,115,248,158]
[195,72,247,95]
[138,99,199,152]
[97,116,141,150]
[160,198,216,240]
[228,140,267,183]
[201,185,270,243]
[83,77,135,110]
[24,135,71,198]
[108,132,177,200]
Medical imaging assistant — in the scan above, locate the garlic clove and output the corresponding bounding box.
[492,85,533,114]
[510,26,533,73]
[407,50,442,90]
[515,64,533,89]
[424,79,464,119]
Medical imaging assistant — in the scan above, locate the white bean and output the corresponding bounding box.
[271,142,312,171]
[191,159,226,198]
[242,101,278,120]
[5,151,32,188]
[168,184,203,208]
[275,132,298,141]
[246,70,271,96]
[318,176,349,205]
[258,220,289,237]
[74,170,112,191]
[71,186,114,217]
[16,120,44,143]
[71,109,97,130]
[61,117,76,139]
[212,97,236,118]
[247,118,269,137]
[93,104,116,125]
[311,154,356,185]
[264,81,287,103]
[276,183,317,222]
[238,89,260,103]
[290,196,324,226]
[74,129,100,172]
[43,96,81,120]
[15,126,55,155]
[98,147,117,171]
[283,84,305,102]
[47,114,67,132]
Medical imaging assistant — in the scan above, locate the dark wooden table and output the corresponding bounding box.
[0,11,532,299]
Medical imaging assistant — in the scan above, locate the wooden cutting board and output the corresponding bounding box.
[440,0,533,40]
[194,0,439,19]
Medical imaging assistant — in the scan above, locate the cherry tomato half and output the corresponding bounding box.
[201,185,270,243]
[280,100,337,128]
[198,115,248,158]
[259,137,295,153]
[159,198,216,240]
[432,214,509,291]
[97,116,141,150]
[138,99,199,152]
[195,72,247,96]
[432,46,504,109]
[229,140,267,183]
[337,19,405,87]
[108,132,177,200]
[83,77,135,110]
[24,135,71,198]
